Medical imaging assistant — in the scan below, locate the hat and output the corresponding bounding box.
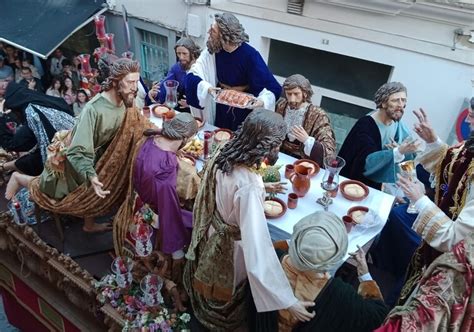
[289,211,348,272]
[162,112,198,140]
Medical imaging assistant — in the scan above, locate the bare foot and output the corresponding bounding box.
[170,287,187,312]
[82,222,113,233]
[5,172,20,200]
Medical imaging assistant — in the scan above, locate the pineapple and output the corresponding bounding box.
[262,165,282,183]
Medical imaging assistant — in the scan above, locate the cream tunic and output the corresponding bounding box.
[413,139,474,252]
[213,166,298,312]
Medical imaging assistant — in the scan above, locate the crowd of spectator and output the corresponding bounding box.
[0,42,89,117]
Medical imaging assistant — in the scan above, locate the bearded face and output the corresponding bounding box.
[206,23,223,54]
[381,91,407,122]
[285,87,306,110]
[176,46,192,70]
[117,72,139,108]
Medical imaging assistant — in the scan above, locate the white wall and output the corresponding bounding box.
[111,0,189,32]
[206,1,474,141]
[108,0,473,140]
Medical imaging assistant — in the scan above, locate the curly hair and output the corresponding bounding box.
[282,74,313,102]
[215,108,287,174]
[214,13,249,46]
[101,58,140,92]
[175,37,201,62]
[374,82,407,109]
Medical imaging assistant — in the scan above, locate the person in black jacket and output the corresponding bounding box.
[274,211,389,332]
[0,82,74,176]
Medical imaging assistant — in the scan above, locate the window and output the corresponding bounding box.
[268,39,392,100]
[320,97,373,151]
[139,30,169,83]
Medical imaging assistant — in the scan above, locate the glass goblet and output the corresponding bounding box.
[398,160,418,214]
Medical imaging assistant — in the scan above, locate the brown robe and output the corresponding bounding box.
[275,99,336,165]
[29,107,154,219]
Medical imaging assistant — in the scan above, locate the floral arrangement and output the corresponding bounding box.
[95,274,190,331]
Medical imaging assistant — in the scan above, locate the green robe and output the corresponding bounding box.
[39,93,126,199]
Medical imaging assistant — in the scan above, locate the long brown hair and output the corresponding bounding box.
[215,108,287,174]
[101,58,140,92]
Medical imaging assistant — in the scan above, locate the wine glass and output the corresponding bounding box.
[111,256,133,288]
[140,274,164,307]
[130,223,153,257]
[398,160,418,214]
[317,156,345,210]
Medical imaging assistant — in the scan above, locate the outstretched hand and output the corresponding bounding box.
[291,125,310,144]
[148,81,160,102]
[413,108,437,144]
[90,176,111,198]
[264,181,288,194]
[397,174,425,202]
[349,245,369,276]
[288,301,316,322]
[398,137,421,155]
[247,99,264,109]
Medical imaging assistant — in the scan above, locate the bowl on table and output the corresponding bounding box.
[347,206,369,224]
[264,197,287,219]
[292,159,320,178]
[340,180,369,201]
[213,128,234,145]
[150,104,170,118]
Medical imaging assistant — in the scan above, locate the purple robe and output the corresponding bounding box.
[133,137,192,254]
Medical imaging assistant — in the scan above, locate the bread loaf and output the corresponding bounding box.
[350,210,367,224]
[215,131,231,141]
[264,200,283,217]
[344,184,365,198]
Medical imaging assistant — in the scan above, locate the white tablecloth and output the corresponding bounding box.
[268,153,395,260]
[146,112,395,261]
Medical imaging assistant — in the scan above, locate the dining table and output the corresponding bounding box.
[146,110,396,262]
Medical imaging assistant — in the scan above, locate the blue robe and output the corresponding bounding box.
[185,43,281,130]
[338,115,412,190]
[157,62,187,107]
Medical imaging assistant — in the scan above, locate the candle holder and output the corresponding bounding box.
[78,54,92,76]
[130,223,153,257]
[140,274,164,307]
[94,47,108,62]
[9,201,27,226]
[105,33,115,54]
[94,15,106,39]
[111,256,133,288]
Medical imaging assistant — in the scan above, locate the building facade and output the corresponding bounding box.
[106,0,474,144]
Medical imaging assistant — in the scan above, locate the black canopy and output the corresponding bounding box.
[0,0,107,59]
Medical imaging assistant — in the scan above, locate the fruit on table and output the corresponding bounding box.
[262,165,282,183]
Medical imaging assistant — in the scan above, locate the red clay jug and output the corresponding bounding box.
[289,165,311,197]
